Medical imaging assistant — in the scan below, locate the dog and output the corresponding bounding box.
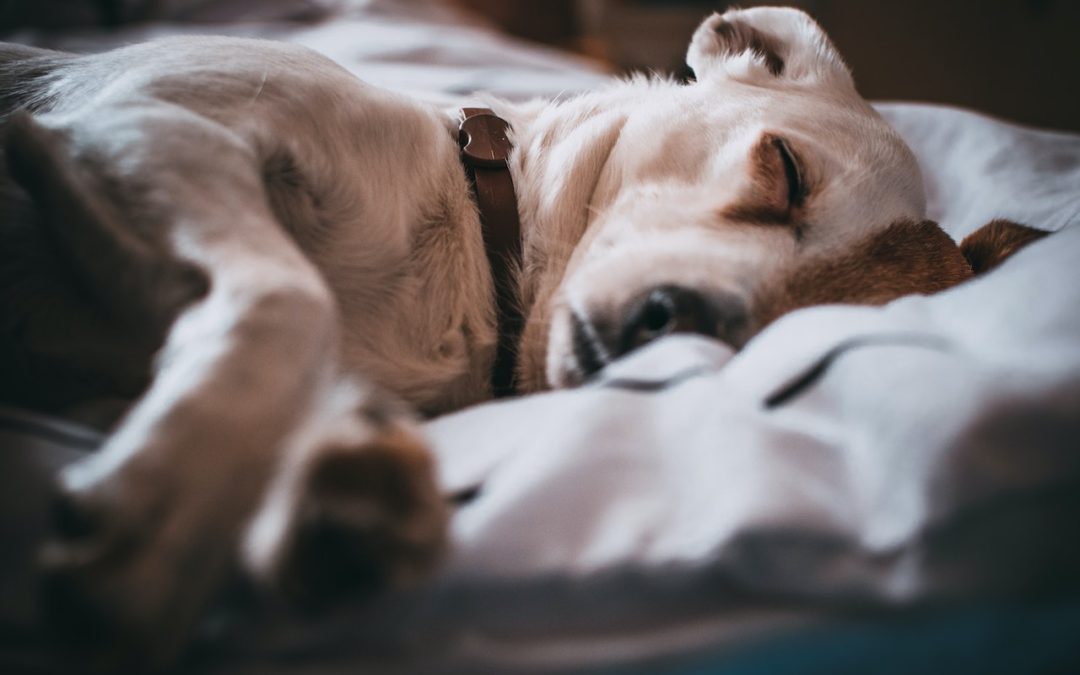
[0,6,1045,669]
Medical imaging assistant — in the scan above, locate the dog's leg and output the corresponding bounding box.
[242,379,448,609]
[9,109,445,668]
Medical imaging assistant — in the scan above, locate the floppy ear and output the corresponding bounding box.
[959,219,1048,274]
[686,7,852,86]
[756,219,1051,330]
[755,220,973,328]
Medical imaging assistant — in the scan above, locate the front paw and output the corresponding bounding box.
[247,420,449,609]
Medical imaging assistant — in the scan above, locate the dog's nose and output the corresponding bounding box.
[620,284,747,353]
[572,285,748,379]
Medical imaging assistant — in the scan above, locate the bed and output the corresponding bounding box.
[2,1,1080,673]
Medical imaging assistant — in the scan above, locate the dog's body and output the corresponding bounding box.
[0,7,1044,668]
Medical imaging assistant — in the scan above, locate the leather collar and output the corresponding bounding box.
[458,107,523,397]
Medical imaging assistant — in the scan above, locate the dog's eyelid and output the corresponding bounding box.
[720,134,810,228]
[772,137,806,208]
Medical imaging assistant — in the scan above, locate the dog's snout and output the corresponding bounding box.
[571,285,748,380]
[620,285,746,353]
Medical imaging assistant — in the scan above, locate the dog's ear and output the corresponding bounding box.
[958,219,1048,274]
[757,219,1050,330]
[686,7,852,87]
[755,220,973,328]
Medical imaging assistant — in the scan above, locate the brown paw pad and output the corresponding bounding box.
[276,428,449,608]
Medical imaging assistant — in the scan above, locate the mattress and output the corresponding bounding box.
[1,1,1079,673]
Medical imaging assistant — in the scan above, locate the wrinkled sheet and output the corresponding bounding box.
[2,1,1079,673]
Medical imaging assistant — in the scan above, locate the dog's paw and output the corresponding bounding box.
[247,419,449,609]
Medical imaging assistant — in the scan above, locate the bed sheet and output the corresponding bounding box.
[1,2,1079,673]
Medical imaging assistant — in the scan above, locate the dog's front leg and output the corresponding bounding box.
[51,271,445,671]
[44,274,342,667]
[10,110,446,669]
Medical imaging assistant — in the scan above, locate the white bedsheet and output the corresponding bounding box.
[5,3,1079,672]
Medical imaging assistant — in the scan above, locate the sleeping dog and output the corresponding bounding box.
[0,6,1044,668]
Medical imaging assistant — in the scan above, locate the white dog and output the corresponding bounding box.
[0,6,1041,668]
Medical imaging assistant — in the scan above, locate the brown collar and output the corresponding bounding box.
[459,107,523,397]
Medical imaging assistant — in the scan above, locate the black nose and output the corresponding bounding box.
[620,284,747,353]
[572,285,749,379]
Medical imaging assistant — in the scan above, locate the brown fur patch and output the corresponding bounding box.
[721,134,804,227]
[1,111,210,416]
[959,219,1048,274]
[279,425,448,605]
[754,219,973,329]
[713,19,785,76]
[5,111,209,331]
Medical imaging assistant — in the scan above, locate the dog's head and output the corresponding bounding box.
[523,7,978,390]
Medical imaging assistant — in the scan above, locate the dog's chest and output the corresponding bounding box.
[278,122,498,415]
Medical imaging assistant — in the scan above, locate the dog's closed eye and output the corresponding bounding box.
[722,132,808,227]
[772,137,805,209]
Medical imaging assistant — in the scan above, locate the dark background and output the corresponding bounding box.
[454,0,1080,133]
[3,1,1077,132]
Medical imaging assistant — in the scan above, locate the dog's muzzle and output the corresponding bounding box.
[571,285,749,379]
